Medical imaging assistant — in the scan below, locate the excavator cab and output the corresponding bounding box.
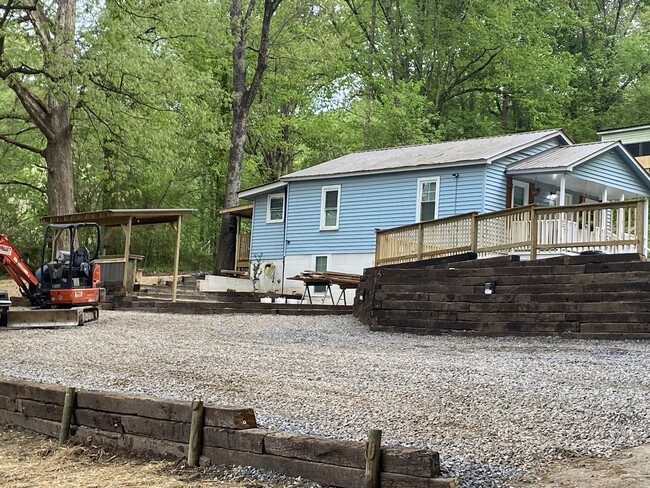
[35,223,101,307]
[0,222,102,327]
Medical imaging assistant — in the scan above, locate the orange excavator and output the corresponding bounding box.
[0,223,102,328]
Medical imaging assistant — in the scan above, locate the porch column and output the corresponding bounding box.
[600,188,608,243]
[642,198,648,256]
[559,175,566,243]
[559,175,566,205]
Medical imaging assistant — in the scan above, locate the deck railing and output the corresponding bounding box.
[375,199,646,266]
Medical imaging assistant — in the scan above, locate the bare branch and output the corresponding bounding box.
[0,132,44,154]
[7,78,53,140]
[0,179,45,194]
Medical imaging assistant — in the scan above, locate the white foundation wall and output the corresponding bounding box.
[278,253,375,303]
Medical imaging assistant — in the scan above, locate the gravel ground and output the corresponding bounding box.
[0,311,649,487]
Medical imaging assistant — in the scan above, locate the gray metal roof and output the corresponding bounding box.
[283,129,565,180]
[506,142,616,172]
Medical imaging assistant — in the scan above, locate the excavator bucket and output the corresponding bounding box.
[2,306,99,329]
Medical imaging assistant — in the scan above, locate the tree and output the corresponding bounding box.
[0,0,78,216]
[214,0,282,274]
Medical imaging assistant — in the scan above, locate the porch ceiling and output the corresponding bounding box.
[514,172,630,200]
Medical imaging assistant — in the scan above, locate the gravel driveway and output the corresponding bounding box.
[1,311,649,487]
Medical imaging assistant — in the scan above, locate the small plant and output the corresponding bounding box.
[251,253,264,292]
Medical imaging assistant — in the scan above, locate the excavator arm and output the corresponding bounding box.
[0,234,40,301]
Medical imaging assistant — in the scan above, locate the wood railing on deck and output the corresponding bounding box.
[375,199,646,266]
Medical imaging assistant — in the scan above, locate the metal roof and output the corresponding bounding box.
[506,142,617,172]
[282,129,565,180]
[41,209,194,227]
[597,124,650,135]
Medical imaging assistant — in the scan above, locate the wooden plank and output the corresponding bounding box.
[73,425,186,461]
[202,446,458,488]
[0,408,62,438]
[17,398,63,422]
[73,408,190,442]
[203,426,266,453]
[0,378,66,405]
[75,390,191,422]
[204,405,257,429]
[256,432,442,478]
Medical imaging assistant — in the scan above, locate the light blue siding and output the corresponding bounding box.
[484,137,567,212]
[572,151,650,196]
[282,166,486,255]
[249,193,285,259]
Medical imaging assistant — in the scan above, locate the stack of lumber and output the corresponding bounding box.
[289,270,361,287]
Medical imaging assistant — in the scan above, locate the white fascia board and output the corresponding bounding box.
[486,130,571,163]
[597,124,650,136]
[238,181,287,200]
[282,160,487,182]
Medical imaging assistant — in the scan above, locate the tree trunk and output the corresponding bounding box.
[214,108,248,273]
[44,100,75,216]
[213,0,281,275]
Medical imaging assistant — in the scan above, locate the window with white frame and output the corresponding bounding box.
[320,185,340,230]
[416,177,439,222]
[266,193,285,223]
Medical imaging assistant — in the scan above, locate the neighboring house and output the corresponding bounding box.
[598,124,650,171]
[237,129,650,295]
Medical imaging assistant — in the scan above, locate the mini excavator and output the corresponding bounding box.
[0,223,102,328]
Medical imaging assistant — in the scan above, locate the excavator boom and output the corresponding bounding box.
[0,235,40,301]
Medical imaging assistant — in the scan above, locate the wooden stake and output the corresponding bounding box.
[59,387,75,446]
[364,429,382,488]
[187,399,204,466]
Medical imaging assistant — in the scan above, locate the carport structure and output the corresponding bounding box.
[41,209,193,302]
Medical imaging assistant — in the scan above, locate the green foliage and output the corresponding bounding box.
[2,0,650,273]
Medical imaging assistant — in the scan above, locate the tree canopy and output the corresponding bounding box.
[0,0,649,270]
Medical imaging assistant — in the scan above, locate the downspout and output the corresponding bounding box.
[281,187,288,294]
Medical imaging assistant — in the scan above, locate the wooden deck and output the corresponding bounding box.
[375,200,647,266]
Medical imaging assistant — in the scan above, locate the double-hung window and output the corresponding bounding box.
[266,193,285,223]
[416,177,439,222]
[320,185,340,230]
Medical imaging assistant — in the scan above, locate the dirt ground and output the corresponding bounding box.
[516,444,650,487]
[0,427,253,488]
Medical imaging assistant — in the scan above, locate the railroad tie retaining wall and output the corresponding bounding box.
[354,252,650,339]
[0,377,456,488]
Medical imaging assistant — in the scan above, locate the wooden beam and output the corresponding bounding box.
[172,216,182,303]
[122,217,133,289]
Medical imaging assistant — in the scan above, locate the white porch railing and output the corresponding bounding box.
[375,200,646,266]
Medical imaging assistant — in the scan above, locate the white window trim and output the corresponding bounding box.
[511,180,530,207]
[311,254,332,296]
[320,185,341,231]
[416,176,440,222]
[266,193,285,223]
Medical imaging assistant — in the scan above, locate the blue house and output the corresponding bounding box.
[238,129,650,296]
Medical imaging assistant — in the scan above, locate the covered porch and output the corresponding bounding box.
[377,144,650,266]
[218,204,252,277]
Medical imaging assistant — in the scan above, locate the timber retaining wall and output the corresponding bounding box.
[0,377,456,488]
[354,252,650,339]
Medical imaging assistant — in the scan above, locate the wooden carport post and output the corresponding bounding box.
[171,215,182,303]
[122,217,133,289]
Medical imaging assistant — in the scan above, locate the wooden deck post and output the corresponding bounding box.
[470,213,478,252]
[122,217,133,289]
[374,229,382,266]
[529,206,538,260]
[635,200,645,255]
[417,223,424,260]
[364,429,382,488]
[172,215,182,303]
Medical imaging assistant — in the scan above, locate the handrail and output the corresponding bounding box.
[375,199,646,266]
